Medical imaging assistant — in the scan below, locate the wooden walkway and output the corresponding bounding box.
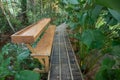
[48,23,83,80]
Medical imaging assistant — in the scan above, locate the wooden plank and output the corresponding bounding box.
[32,56,50,73]
[33,25,56,56]
[45,57,49,72]
[11,18,51,44]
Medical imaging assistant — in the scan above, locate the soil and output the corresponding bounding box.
[5,76,14,80]
[40,73,48,80]
[0,33,11,49]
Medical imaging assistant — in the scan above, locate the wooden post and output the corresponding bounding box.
[26,44,35,53]
[45,56,49,72]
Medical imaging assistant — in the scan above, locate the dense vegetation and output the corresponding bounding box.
[0,0,120,80]
[60,0,120,80]
[0,0,60,80]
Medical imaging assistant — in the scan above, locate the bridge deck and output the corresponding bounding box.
[48,23,83,80]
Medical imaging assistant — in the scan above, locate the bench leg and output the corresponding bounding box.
[25,44,50,73]
[37,58,45,66]
[33,56,49,73]
[26,44,35,53]
[45,56,49,72]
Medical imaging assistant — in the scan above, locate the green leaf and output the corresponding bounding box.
[81,12,88,26]
[81,29,104,49]
[93,30,104,41]
[108,9,120,22]
[68,0,79,5]
[86,0,92,4]
[0,53,3,62]
[112,69,120,79]
[15,70,40,80]
[92,30,105,49]
[95,69,120,80]
[81,29,94,48]
[91,5,103,21]
[63,0,68,4]
[63,0,79,5]
[111,46,120,57]
[0,57,12,78]
[17,51,30,62]
[95,0,120,13]
[102,57,115,68]
[112,39,120,46]
[95,68,107,80]
[68,21,78,30]
[108,18,117,26]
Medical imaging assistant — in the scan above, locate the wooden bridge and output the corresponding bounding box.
[48,23,83,80]
[11,18,83,80]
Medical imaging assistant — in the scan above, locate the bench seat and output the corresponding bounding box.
[31,25,56,73]
[11,18,56,73]
[31,25,56,56]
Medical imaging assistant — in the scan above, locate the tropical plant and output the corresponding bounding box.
[60,0,120,79]
[0,0,58,34]
[0,43,41,80]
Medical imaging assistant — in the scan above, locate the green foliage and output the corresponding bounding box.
[0,0,120,79]
[109,9,120,22]
[102,57,115,68]
[112,46,120,55]
[0,43,41,79]
[17,50,30,62]
[0,54,12,80]
[96,69,120,80]
[81,29,94,48]
[63,0,79,5]
[81,29,105,49]
[15,70,40,80]
[0,0,58,33]
[91,5,103,22]
[61,0,120,79]
[95,57,120,80]
[95,0,120,13]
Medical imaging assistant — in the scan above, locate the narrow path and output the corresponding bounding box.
[48,23,83,80]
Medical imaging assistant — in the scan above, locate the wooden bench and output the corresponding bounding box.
[11,18,56,73]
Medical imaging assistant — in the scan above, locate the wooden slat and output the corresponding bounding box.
[11,18,51,44]
[31,25,56,56]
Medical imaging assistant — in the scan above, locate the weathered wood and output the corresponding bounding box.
[48,23,83,80]
[31,25,56,56]
[31,25,56,73]
[11,19,56,73]
[33,68,45,73]
[11,18,51,44]
[45,57,49,72]
[26,44,35,53]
